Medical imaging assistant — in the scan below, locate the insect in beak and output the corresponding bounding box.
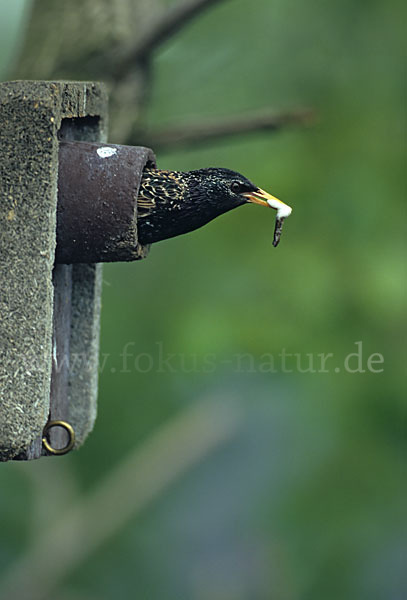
[243,188,292,247]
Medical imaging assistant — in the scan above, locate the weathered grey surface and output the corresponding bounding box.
[68,264,102,446]
[0,80,107,460]
[47,263,73,452]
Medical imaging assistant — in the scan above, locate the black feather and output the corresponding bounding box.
[137,167,257,244]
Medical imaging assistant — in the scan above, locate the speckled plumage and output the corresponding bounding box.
[137,167,258,244]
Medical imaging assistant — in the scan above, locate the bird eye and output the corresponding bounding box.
[231,181,242,193]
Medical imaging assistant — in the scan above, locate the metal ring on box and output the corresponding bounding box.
[42,420,75,455]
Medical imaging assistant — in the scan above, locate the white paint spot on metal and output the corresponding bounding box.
[97,147,117,158]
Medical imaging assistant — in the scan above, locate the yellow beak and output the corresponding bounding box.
[243,188,292,219]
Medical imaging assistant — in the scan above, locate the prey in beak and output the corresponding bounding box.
[243,188,292,247]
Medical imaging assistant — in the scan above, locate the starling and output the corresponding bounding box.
[137,167,292,247]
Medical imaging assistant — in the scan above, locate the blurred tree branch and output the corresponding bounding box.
[133,107,315,150]
[13,0,163,141]
[12,0,313,146]
[114,0,230,82]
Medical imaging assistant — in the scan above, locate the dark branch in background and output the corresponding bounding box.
[130,108,315,151]
[114,0,228,82]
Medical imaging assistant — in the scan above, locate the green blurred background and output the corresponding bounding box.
[0,0,405,598]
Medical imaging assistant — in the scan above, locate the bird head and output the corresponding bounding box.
[186,167,292,219]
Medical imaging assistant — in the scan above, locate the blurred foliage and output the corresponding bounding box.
[0,0,405,599]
